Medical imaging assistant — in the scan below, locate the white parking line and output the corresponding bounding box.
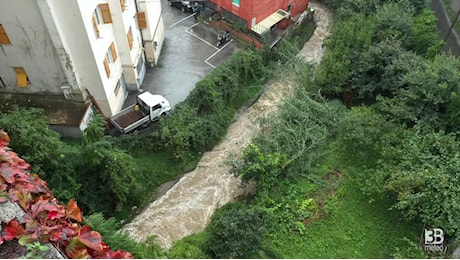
[205,39,234,68]
[168,13,195,28]
[185,27,219,50]
[184,23,234,68]
[204,60,216,68]
[185,22,200,31]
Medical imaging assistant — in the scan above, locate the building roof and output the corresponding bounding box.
[252,9,290,35]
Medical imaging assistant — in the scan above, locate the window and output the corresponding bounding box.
[0,24,11,44]
[92,14,101,37]
[98,4,112,23]
[114,80,121,96]
[103,58,111,77]
[120,0,126,12]
[109,42,118,62]
[152,104,162,111]
[127,27,133,50]
[103,42,118,77]
[136,12,147,29]
[13,67,29,87]
[232,0,240,6]
[93,3,112,37]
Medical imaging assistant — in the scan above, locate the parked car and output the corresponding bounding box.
[167,0,193,12]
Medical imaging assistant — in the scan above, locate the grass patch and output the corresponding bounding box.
[114,149,200,221]
[263,158,422,258]
[130,150,191,187]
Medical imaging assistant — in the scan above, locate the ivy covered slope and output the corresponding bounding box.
[0,129,133,259]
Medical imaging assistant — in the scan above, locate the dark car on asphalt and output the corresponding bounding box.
[167,0,193,12]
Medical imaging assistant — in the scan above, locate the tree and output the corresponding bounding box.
[327,0,429,18]
[232,143,288,191]
[77,123,146,215]
[315,13,375,96]
[373,1,414,46]
[374,55,460,130]
[350,38,423,102]
[207,204,267,258]
[335,106,404,169]
[379,129,460,238]
[409,9,444,57]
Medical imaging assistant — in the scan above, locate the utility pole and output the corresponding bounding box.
[444,8,460,42]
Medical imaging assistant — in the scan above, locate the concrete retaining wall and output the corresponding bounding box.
[430,0,460,55]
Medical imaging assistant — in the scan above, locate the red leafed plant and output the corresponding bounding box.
[0,129,133,259]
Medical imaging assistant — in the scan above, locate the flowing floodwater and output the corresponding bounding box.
[121,1,333,249]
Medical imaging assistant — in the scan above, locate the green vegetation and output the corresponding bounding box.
[2,0,458,257]
[23,242,50,259]
[207,204,268,258]
[85,213,163,258]
[165,0,458,258]
[265,176,422,258]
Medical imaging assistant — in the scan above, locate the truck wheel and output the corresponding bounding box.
[161,112,168,118]
[168,1,172,6]
[181,6,186,12]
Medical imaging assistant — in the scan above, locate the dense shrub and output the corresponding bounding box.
[379,129,460,238]
[325,0,429,17]
[250,88,345,182]
[0,107,80,202]
[157,48,270,160]
[167,233,209,259]
[336,107,460,239]
[0,110,149,218]
[207,204,267,258]
[374,55,460,131]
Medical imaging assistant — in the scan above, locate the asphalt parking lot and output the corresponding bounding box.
[123,1,244,109]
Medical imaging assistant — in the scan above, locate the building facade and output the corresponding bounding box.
[0,0,165,117]
[210,0,309,35]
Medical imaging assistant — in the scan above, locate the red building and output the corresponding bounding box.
[209,0,309,35]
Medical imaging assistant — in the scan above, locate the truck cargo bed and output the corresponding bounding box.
[113,109,146,128]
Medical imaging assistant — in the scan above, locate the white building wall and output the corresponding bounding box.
[0,0,69,95]
[76,0,124,115]
[36,0,87,102]
[1,0,165,117]
[47,0,124,116]
[138,0,165,65]
[109,0,144,91]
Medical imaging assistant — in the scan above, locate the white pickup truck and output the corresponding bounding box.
[110,92,171,134]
